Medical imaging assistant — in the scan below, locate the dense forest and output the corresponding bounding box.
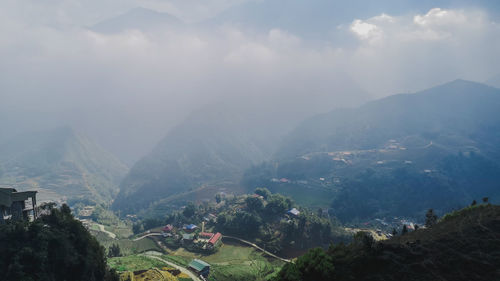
[0,205,119,281]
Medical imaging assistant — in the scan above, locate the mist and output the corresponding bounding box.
[1,0,499,164]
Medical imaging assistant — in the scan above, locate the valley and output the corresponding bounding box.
[3,80,500,281]
[3,1,500,280]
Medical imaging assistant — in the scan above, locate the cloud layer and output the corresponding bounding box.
[1,2,499,162]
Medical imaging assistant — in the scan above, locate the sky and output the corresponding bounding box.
[1,0,499,164]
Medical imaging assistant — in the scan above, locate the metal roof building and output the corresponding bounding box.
[287,208,300,216]
[188,259,210,277]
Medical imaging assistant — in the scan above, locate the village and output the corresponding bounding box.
[67,189,309,281]
[1,185,420,281]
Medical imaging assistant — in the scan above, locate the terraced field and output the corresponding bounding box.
[161,242,285,281]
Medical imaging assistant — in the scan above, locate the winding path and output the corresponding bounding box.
[222,235,291,263]
[95,224,117,239]
[136,232,291,263]
[133,232,162,241]
[140,254,202,281]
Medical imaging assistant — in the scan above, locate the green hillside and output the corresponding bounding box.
[113,104,280,214]
[275,203,500,281]
[243,80,500,220]
[0,205,119,281]
[0,127,128,203]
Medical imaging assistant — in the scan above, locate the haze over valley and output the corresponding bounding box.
[1,1,500,281]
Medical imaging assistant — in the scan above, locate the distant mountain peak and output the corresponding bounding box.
[90,7,183,33]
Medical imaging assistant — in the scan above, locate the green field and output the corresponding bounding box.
[108,255,166,272]
[205,244,283,281]
[106,238,284,281]
[162,242,284,281]
[105,224,133,238]
[92,231,161,256]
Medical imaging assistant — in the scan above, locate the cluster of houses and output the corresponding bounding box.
[161,222,223,252]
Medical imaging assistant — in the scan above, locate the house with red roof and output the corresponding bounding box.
[163,224,173,232]
[199,232,214,240]
[208,232,222,248]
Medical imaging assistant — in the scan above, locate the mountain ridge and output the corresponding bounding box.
[243,79,500,220]
[0,127,128,203]
[90,7,183,33]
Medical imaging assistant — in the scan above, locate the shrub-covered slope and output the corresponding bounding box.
[275,204,500,281]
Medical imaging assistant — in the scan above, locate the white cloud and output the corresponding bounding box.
[345,8,500,94]
[413,8,467,27]
[224,42,275,64]
[350,20,380,40]
[1,3,499,161]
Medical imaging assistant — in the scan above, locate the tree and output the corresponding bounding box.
[183,202,196,218]
[220,211,262,237]
[414,224,419,231]
[265,194,291,217]
[0,205,119,281]
[245,196,264,212]
[401,225,408,235]
[483,197,489,204]
[108,244,121,258]
[471,200,477,206]
[254,187,271,199]
[392,228,397,236]
[425,209,438,227]
[215,193,222,204]
[275,248,334,281]
[132,223,144,234]
[317,208,323,218]
[353,231,374,251]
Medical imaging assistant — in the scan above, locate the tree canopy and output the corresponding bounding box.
[0,205,119,281]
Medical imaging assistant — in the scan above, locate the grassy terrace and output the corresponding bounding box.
[161,242,285,281]
[109,255,166,272]
[92,231,161,256]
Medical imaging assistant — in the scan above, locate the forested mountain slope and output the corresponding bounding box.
[275,204,500,281]
[113,104,282,214]
[0,127,128,203]
[243,80,500,220]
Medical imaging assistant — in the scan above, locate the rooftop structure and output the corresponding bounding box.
[163,224,173,232]
[188,259,210,277]
[182,233,195,241]
[184,224,198,232]
[199,232,214,239]
[0,188,37,223]
[287,208,300,216]
[208,232,222,247]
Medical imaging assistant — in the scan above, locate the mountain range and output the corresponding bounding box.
[90,7,183,33]
[243,80,500,221]
[0,127,128,203]
[113,79,500,220]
